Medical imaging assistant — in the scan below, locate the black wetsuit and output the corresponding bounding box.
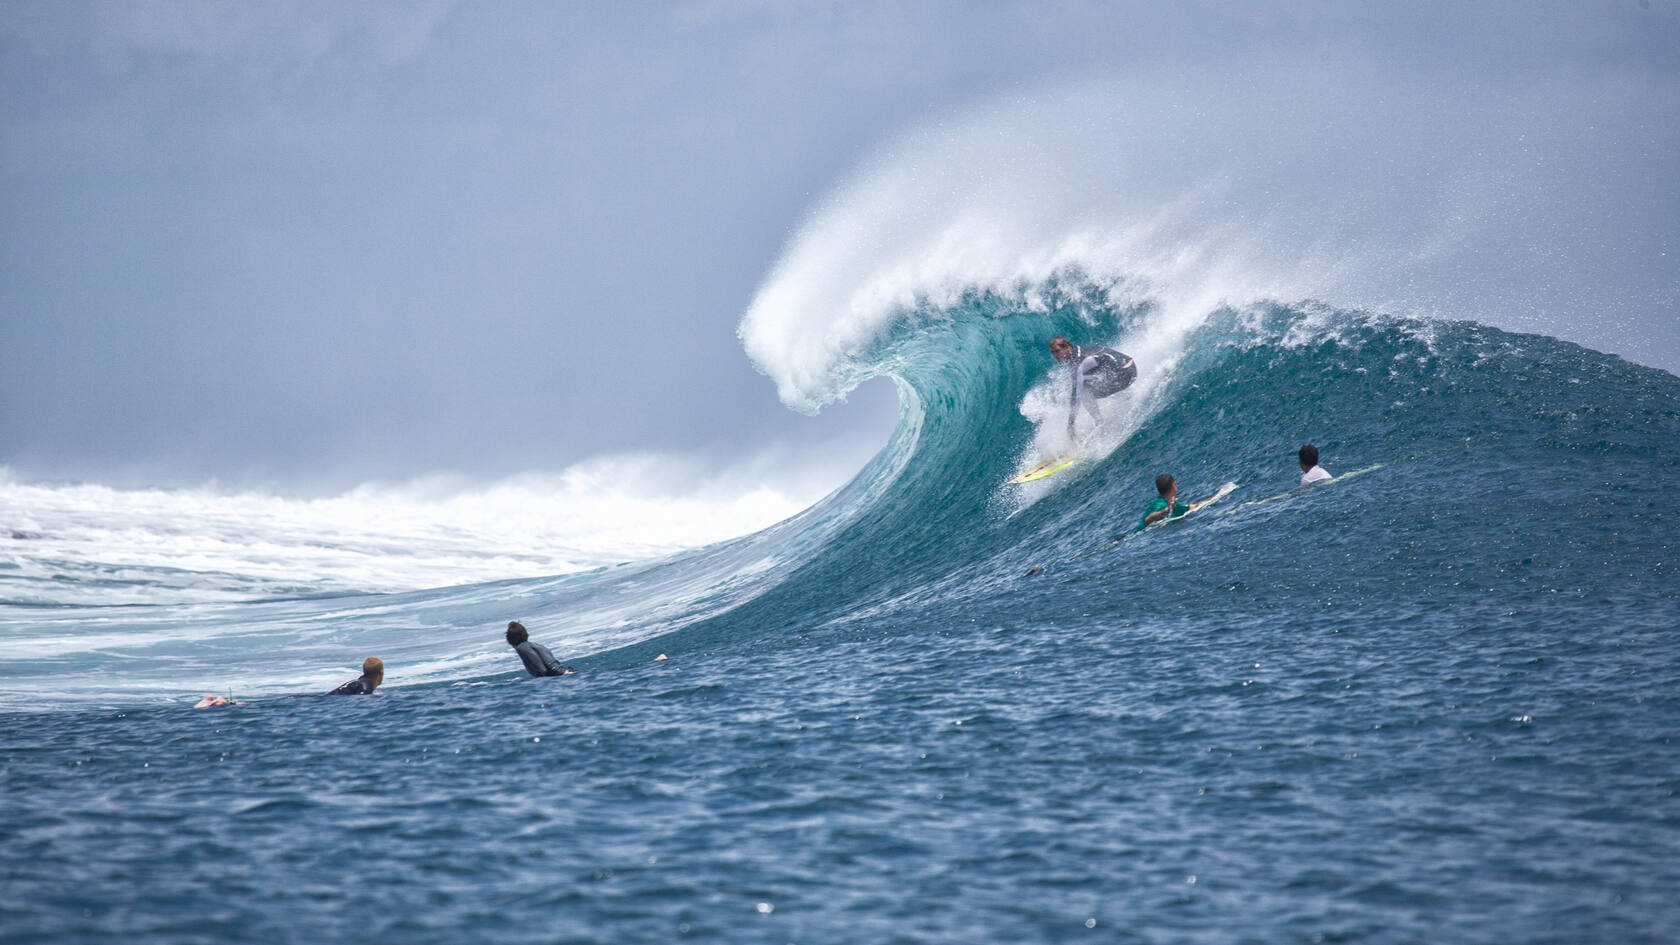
[1067,344,1136,428]
[515,640,572,678]
[329,673,378,695]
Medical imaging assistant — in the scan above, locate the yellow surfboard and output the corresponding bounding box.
[1009,457,1080,484]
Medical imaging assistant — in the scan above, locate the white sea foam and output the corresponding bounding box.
[0,445,863,606]
[739,66,1673,411]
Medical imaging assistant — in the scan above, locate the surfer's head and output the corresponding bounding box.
[361,657,383,687]
[1049,336,1074,362]
[506,621,529,647]
[1155,473,1176,498]
[1299,444,1319,471]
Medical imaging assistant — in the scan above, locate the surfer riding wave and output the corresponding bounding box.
[1049,336,1136,439]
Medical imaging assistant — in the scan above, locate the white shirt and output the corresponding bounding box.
[1299,465,1333,487]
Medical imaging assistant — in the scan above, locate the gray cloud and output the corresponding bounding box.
[3,0,455,67]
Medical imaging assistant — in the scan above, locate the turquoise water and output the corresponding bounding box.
[3,299,1678,943]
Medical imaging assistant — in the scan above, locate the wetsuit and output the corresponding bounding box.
[1136,495,1191,533]
[329,673,378,695]
[515,640,571,678]
[1067,345,1136,430]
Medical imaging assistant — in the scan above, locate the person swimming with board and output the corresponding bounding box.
[1298,443,1333,487]
[1137,473,1234,532]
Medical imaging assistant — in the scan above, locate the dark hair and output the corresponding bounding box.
[1299,444,1319,468]
[506,621,528,646]
[1154,473,1175,496]
[1049,335,1071,350]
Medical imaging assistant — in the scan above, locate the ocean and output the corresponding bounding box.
[3,288,1677,944]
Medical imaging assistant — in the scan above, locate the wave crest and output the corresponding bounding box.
[739,67,1677,412]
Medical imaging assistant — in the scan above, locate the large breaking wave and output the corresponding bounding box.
[6,287,1674,709]
[3,71,1675,709]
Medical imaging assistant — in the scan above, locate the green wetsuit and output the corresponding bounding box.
[1136,496,1191,532]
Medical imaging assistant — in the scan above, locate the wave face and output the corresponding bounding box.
[718,286,1679,641]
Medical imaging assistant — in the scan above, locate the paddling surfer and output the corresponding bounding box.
[1137,474,1225,532]
[328,657,384,695]
[506,621,575,678]
[1298,444,1333,487]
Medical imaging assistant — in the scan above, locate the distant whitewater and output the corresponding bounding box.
[0,456,836,607]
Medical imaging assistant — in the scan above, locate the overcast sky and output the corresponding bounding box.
[2,1,1676,491]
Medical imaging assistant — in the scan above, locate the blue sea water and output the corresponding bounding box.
[3,296,1678,944]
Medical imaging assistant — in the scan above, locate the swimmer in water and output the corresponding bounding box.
[1137,473,1226,532]
[329,657,383,695]
[1298,444,1333,487]
[507,621,575,678]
